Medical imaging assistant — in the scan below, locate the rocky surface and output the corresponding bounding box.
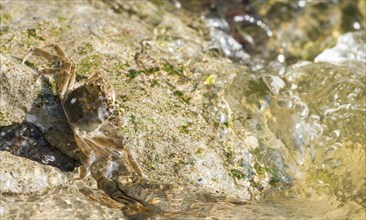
[0,122,79,171]
[0,0,262,218]
[0,151,67,194]
[0,54,40,126]
[1,0,365,219]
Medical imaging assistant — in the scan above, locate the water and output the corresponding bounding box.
[222,30,366,219]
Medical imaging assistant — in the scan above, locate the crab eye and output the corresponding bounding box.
[70,98,77,104]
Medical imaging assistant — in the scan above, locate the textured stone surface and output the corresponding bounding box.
[0,0,259,218]
[0,151,67,194]
[0,54,40,126]
[1,0,364,219]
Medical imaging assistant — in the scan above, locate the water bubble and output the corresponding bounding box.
[292,95,301,103]
[331,130,341,139]
[173,0,181,8]
[295,102,309,118]
[260,95,271,111]
[262,75,286,95]
[70,97,77,104]
[277,54,285,63]
[353,22,361,30]
[324,146,337,159]
[20,140,28,147]
[42,154,56,164]
[0,131,5,137]
[280,89,293,97]
[276,98,293,109]
[218,126,229,138]
[220,100,228,109]
[219,112,228,124]
[309,114,320,122]
[311,123,323,138]
[28,138,37,145]
[298,0,307,8]
[328,159,341,169]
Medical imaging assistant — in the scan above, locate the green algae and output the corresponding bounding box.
[0,12,12,24]
[25,28,45,46]
[307,170,340,193]
[0,111,12,125]
[194,147,204,157]
[204,74,217,86]
[77,43,94,55]
[254,163,266,178]
[229,169,248,180]
[179,122,192,134]
[48,26,65,37]
[173,90,191,104]
[162,63,187,79]
[76,54,102,80]
[150,79,159,87]
[127,69,144,79]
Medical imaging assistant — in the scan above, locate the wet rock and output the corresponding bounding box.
[315,31,366,64]
[0,122,79,172]
[251,0,365,62]
[0,151,67,194]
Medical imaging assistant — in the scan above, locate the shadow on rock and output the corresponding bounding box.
[0,122,79,171]
[0,69,81,172]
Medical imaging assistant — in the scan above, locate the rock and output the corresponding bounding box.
[0,122,79,172]
[0,0,365,219]
[0,54,40,126]
[315,31,366,64]
[0,151,67,194]
[0,0,261,218]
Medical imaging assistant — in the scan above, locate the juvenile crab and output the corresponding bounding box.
[22,44,163,217]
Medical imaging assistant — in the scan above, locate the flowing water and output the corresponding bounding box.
[223,52,366,219]
[162,1,366,218]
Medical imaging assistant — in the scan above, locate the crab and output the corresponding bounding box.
[22,44,164,217]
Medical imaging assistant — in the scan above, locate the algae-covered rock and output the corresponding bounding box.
[0,0,262,218]
[1,0,365,219]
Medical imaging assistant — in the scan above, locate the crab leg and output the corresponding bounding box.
[84,134,145,179]
[72,127,145,180]
[23,46,76,100]
[38,68,60,75]
[22,47,65,65]
[60,64,76,99]
[45,44,66,57]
